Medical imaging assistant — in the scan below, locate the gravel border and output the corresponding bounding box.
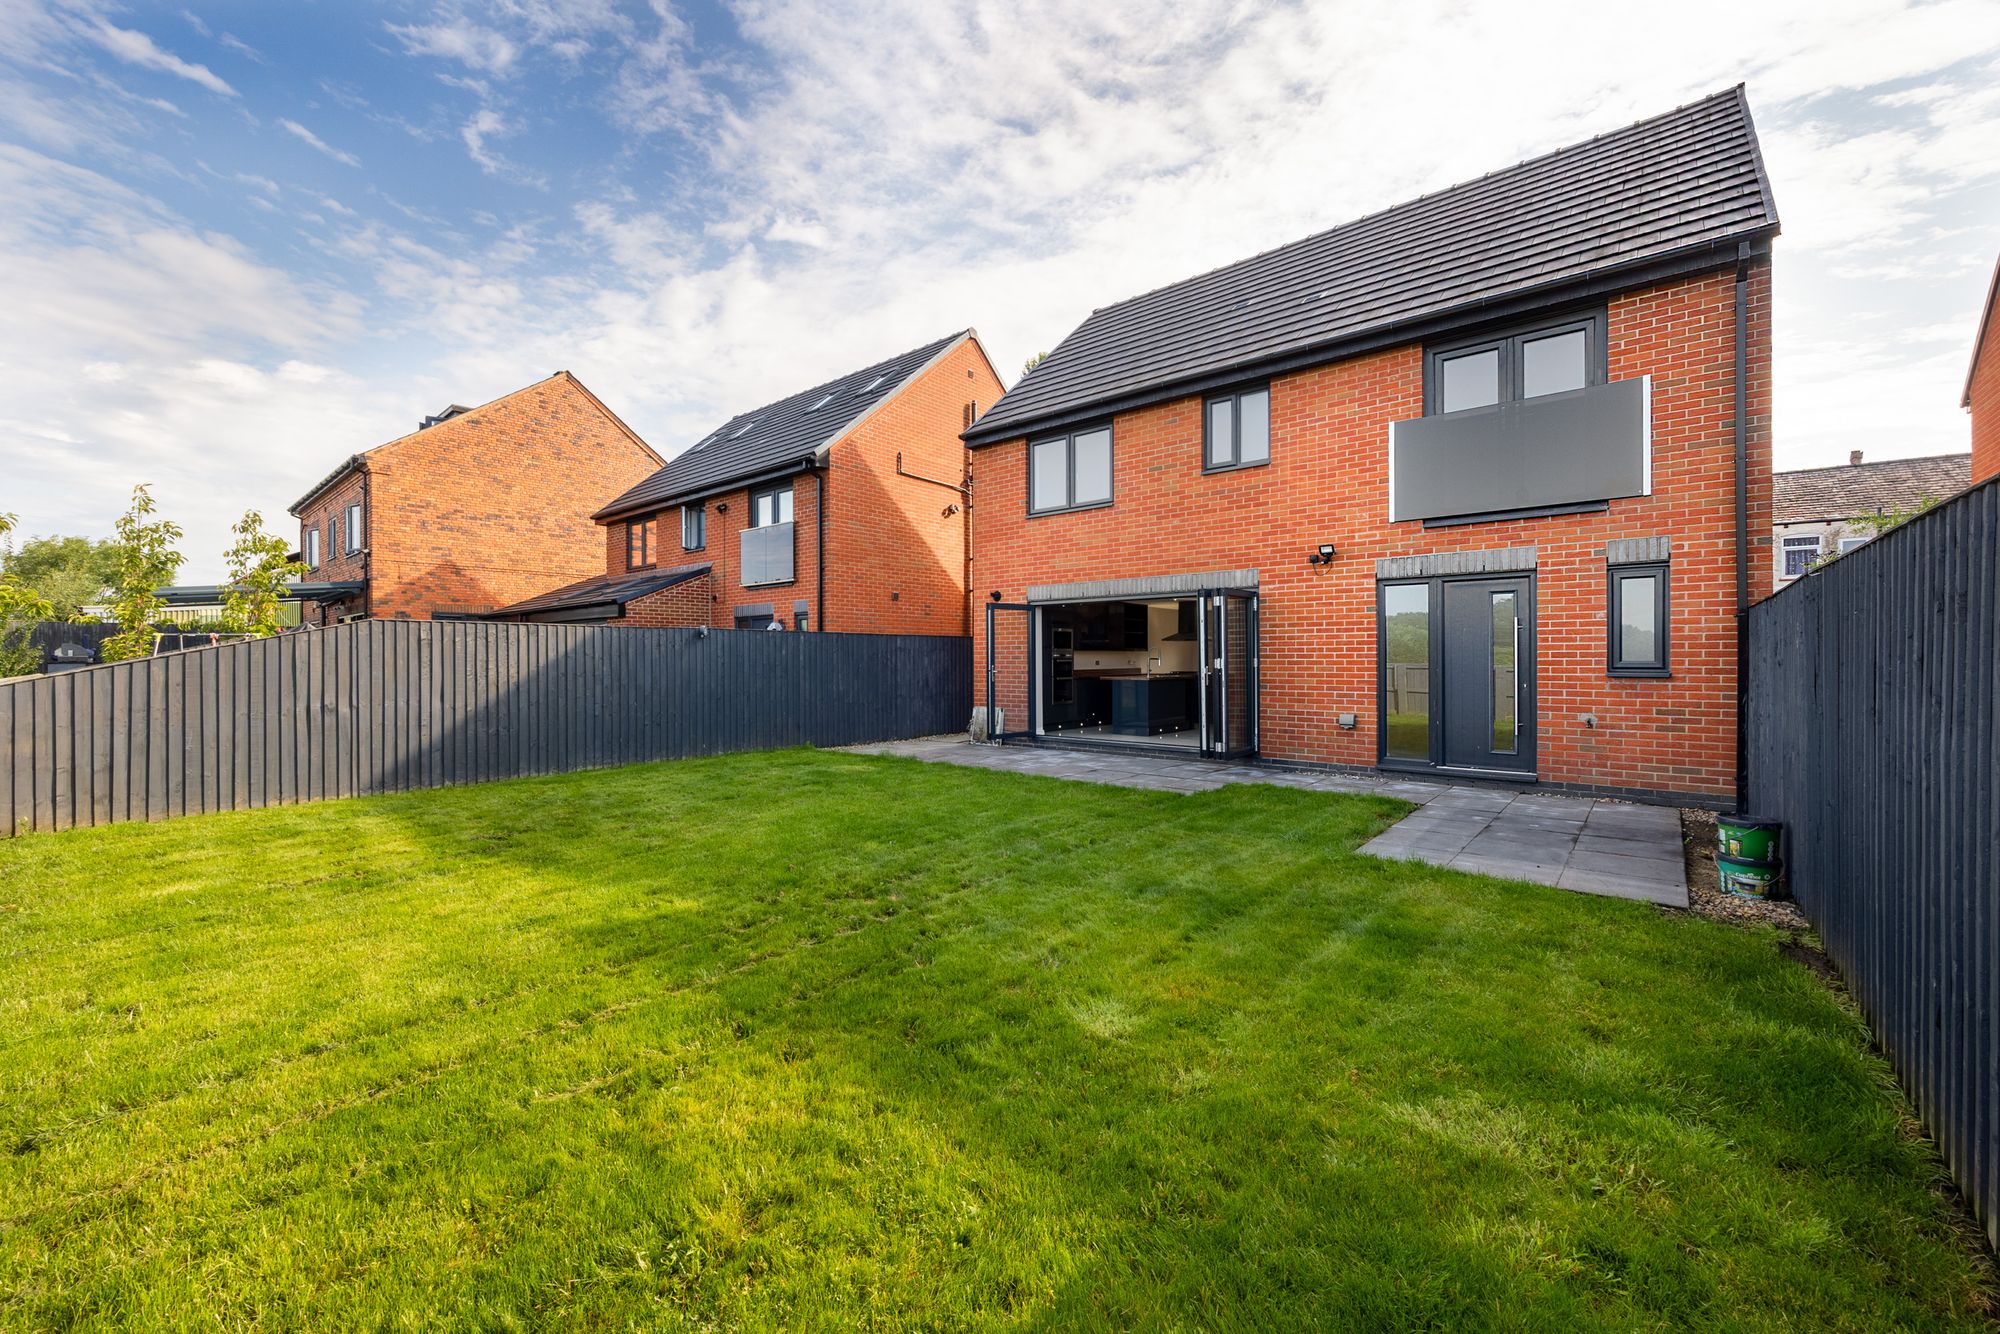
[1678,808,1808,930]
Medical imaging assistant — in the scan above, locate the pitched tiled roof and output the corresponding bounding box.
[484,563,711,619]
[595,332,970,520]
[1774,454,1972,524]
[963,86,1778,445]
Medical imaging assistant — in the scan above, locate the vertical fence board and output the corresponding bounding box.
[1,624,968,840]
[1747,475,2000,1245]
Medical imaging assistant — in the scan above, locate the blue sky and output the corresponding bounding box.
[3,0,1998,578]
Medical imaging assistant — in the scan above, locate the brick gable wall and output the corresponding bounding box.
[1972,299,2000,486]
[296,373,661,624]
[968,264,1772,802]
[824,337,1004,635]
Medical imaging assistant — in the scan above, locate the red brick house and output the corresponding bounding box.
[287,372,664,623]
[963,89,1777,805]
[1966,253,2000,486]
[491,332,1004,634]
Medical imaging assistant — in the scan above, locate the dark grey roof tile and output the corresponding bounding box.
[965,87,1777,444]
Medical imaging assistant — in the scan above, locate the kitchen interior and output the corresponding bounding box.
[1043,599,1201,748]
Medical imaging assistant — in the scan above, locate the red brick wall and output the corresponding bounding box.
[614,574,713,627]
[604,478,821,629]
[824,337,1005,635]
[295,471,368,623]
[597,336,1004,634]
[296,373,661,624]
[1972,297,2000,486]
[968,264,1773,801]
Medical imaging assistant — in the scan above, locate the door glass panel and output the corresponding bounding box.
[1521,328,1587,398]
[1490,592,1518,754]
[1618,573,1658,663]
[1437,348,1500,413]
[1239,389,1270,462]
[1031,439,1068,511]
[1382,584,1430,760]
[1207,400,1233,467]
[1072,429,1112,504]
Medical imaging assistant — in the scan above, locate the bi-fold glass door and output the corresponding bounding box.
[1198,590,1259,758]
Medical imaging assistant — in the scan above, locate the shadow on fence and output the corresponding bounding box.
[1745,471,2000,1245]
[1,620,971,837]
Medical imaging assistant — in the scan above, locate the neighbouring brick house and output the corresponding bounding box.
[489,332,1004,634]
[963,88,1778,806]
[1967,253,2000,486]
[287,373,664,624]
[1772,451,1971,585]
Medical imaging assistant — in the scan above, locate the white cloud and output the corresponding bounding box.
[79,19,236,97]
[278,118,361,167]
[386,18,519,75]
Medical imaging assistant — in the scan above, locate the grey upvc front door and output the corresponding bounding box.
[1439,576,1534,775]
[1378,575,1535,776]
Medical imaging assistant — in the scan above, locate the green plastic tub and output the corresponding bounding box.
[1717,855,1783,900]
[1717,814,1782,865]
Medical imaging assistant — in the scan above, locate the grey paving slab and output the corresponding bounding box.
[840,736,1689,908]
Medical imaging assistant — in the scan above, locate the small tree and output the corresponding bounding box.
[100,485,185,663]
[0,514,56,677]
[0,533,126,619]
[219,510,307,637]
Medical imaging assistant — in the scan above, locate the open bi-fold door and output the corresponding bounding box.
[983,602,1036,741]
[1198,590,1259,758]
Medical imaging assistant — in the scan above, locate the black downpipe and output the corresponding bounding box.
[815,468,827,632]
[1733,245,1752,812]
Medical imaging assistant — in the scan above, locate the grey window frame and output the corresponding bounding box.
[344,501,364,554]
[1026,422,1115,516]
[749,485,793,528]
[627,513,655,570]
[303,527,320,570]
[681,503,705,551]
[1202,383,1271,473]
[325,516,337,561]
[1607,561,1670,677]
[1424,309,1607,416]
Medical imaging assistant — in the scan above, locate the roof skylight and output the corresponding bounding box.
[731,419,757,437]
[856,373,886,394]
[809,393,834,411]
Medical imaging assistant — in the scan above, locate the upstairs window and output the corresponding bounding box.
[303,527,320,570]
[1426,312,1605,415]
[1028,425,1113,515]
[326,516,338,561]
[681,504,705,551]
[627,514,657,569]
[1608,562,1669,676]
[1204,385,1271,471]
[750,485,793,527]
[344,502,364,553]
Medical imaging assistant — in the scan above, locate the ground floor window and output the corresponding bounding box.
[1607,563,1669,676]
[1781,534,1820,578]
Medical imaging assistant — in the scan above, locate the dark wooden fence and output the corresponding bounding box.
[1,620,971,837]
[1744,471,2000,1244]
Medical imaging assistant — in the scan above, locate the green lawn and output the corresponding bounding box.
[0,751,1987,1329]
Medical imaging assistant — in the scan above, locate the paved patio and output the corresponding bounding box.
[844,736,1689,907]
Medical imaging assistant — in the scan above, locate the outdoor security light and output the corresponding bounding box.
[1308,543,1337,566]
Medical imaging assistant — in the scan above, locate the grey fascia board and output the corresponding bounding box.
[963,234,1771,447]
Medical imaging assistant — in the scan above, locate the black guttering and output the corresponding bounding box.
[288,453,366,516]
[964,238,1771,448]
